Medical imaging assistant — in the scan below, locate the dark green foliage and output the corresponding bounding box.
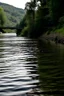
[35,5,49,37]
[50,0,60,24]
[0,7,6,26]
[16,17,26,36]
[48,0,64,25]
[59,16,64,26]
[16,0,64,38]
[16,0,37,38]
[0,2,25,27]
[0,7,7,33]
[21,26,29,37]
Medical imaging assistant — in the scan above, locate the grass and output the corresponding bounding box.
[45,26,64,36]
[55,27,64,35]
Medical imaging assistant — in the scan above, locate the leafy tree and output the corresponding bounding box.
[0,7,6,26]
[34,0,49,36]
[0,2,25,27]
[16,16,26,36]
[16,0,64,38]
[48,0,64,25]
[24,0,36,37]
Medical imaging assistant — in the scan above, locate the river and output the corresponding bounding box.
[0,33,64,96]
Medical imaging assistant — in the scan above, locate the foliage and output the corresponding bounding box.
[16,16,26,36]
[16,0,64,38]
[0,7,6,26]
[21,26,29,37]
[59,16,64,26]
[0,2,25,27]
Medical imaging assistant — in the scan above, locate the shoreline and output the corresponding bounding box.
[41,33,64,44]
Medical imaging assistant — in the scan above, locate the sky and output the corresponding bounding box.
[0,0,30,9]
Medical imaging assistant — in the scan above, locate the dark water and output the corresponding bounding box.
[37,40,64,96]
[0,33,64,96]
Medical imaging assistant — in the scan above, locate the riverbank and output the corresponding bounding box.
[40,32,64,44]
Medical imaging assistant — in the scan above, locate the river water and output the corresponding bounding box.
[0,33,64,96]
[0,33,39,96]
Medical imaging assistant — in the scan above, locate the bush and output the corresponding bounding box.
[59,16,64,25]
[21,26,29,37]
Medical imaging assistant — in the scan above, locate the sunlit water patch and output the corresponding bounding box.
[0,33,39,96]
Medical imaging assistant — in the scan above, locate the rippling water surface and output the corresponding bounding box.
[0,33,39,96]
[0,33,64,96]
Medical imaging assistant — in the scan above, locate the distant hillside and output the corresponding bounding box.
[0,2,25,27]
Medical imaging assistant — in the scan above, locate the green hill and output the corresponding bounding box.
[0,2,25,27]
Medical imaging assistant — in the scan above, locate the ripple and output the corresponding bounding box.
[0,33,39,95]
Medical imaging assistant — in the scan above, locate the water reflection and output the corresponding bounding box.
[0,33,39,96]
[37,40,64,96]
[1,33,64,96]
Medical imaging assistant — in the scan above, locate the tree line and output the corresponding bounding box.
[16,0,64,38]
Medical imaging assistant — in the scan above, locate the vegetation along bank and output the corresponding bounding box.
[0,0,64,43]
[0,2,25,33]
[16,0,64,42]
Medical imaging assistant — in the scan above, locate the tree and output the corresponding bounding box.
[16,16,26,36]
[24,0,36,37]
[16,0,64,38]
[34,0,49,36]
[48,0,64,25]
[0,7,6,26]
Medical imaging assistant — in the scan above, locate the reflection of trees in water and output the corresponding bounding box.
[37,40,64,96]
[22,39,41,95]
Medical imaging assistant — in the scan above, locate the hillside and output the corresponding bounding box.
[0,2,25,27]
